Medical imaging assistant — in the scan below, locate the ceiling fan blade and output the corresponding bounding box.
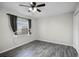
[37,4,45,7]
[37,9,41,12]
[32,2,36,6]
[19,5,30,7]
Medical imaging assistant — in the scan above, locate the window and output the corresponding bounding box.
[8,14,31,35]
[17,17,29,35]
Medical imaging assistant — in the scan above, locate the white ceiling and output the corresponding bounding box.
[0,2,78,18]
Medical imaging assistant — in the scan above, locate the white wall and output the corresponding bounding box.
[73,3,79,55]
[0,8,37,53]
[37,12,73,46]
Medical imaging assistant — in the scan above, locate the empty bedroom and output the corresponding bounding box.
[0,1,79,57]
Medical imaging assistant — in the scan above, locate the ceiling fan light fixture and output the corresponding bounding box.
[30,2,33,4]
[33,7,37,12]
[29,7,37,12]
[29,7,32,11]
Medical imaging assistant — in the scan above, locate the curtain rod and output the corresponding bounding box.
[7,13,31,20]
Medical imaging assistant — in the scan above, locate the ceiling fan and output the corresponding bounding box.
[19,2,45,12]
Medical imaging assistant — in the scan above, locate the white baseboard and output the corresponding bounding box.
[0,40,34,54]
[38,38,72,46]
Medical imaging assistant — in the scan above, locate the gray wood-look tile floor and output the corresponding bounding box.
[0,40,78,57]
